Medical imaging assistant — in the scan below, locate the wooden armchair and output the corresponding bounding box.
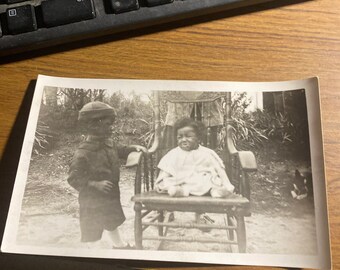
[126,91,257,252]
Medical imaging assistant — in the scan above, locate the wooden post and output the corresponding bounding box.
[135,162,141,194]
[154,91,161,143]
[149,91,161,159]
[207,102,211,147]
[225,92,233,176]
[194,102,198,121]
[225,92,232,125]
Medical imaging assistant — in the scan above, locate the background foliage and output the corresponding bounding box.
[229,90,310,160]
[34,87,310,161]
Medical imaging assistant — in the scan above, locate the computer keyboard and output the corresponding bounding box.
[0,0,277,56]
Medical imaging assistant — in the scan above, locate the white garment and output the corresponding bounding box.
[155,145,234,196]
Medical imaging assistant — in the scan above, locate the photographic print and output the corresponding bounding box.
[1,75,331,269]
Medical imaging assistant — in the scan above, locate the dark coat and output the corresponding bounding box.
[67,137,134,211]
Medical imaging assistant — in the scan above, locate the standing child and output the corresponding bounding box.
[67,101,143,249]
[155,118,234,198]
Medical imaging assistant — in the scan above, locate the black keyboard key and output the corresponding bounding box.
[145,0,173,7]
[41,0,96,27]
[109,0,139,14]
[6,0,26,4]
[6,5,37,34]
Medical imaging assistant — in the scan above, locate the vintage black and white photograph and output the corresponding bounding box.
[1,75,330,269]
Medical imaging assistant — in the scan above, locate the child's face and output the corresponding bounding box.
[177,126,199,151]
[89,116,115,137]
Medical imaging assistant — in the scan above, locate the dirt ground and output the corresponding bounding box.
[15,142,317,255]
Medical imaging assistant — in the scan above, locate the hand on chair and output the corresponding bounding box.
[131,145,148,153]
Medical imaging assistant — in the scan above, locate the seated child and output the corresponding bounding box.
[155,118,235,198]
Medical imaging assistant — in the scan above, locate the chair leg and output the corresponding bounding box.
[227,215,235,241]
[158,210,164,236]
[236,215,246,253]
[134,203,143,249]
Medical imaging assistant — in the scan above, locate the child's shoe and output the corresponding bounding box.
[210,187,234,198]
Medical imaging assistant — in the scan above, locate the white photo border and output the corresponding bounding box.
[1,75,331,269]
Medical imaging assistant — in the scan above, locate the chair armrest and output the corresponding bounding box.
[231,150,256,201]
[225,124,257,172]
[126,151,143,167]
[236,151,257,172]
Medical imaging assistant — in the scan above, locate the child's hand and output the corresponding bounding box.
[89,180,113,194]
[133,145,147,153]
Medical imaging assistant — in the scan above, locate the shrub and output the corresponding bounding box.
[33,122,54,154]
[228,91,310,160]
[228,93,268,150]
